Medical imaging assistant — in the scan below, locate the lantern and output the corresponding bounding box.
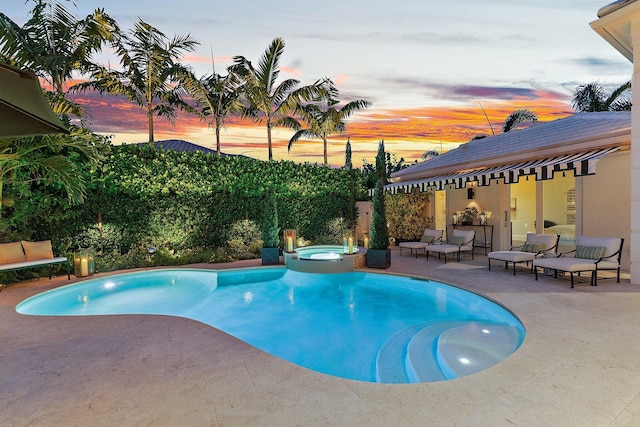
[74,248,95,277]
[284,229,297,253]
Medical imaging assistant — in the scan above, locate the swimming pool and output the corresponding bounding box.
[16,268,525,383]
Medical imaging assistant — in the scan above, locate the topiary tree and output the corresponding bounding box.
[369,177,389,250]
[261,193,280,247]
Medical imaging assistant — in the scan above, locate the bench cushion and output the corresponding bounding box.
[488,251,536,263]
[533,257,596,272]
[399,241,428,250]
[21,240,54,261]
[0,257,68,272]
[427,243,473,254]
[0,242,26,264]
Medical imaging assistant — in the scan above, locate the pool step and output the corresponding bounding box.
[405,322,469,382]
[435,323,523,379]
[375,322,433,383]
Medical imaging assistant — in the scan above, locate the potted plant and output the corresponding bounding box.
[261,194,280,265]
[366,177,391,268]
[460,207,479,225]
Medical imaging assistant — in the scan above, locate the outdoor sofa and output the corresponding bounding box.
[0,240,70,280]
[488,233,559,275]
[398,229,443,258]
[533,236,624,288]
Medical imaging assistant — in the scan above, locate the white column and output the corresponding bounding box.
[630,21,640,284]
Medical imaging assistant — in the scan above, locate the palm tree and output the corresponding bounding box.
[502,108,538,132]
[421,150,439,161]
[74,19,199,144]
[571,81,631,112]
[288,79,371,166]
[180,66,244,155]
[0,0,118,116]
[232,37,324,161]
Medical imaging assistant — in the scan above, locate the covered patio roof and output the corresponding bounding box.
[385,112,630,194]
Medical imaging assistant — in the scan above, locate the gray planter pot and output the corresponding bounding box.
[261,247,280,265]
[366,248,391,269]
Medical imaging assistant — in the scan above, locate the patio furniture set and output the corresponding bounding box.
[400,229,624,288]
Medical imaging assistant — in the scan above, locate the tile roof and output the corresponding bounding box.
[134,139,246,158]
[391,112,630,182]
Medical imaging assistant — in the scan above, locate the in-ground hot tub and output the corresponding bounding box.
[284,245,366,273]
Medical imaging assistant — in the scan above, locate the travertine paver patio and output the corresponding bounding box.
[2,250,640,426]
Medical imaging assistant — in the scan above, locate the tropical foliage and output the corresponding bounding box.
[288,79,371,165]
[180,65,244,155]
[502,108,538,132]
[73,19,199,144]
[232,38,325,161]
[571,81,631,112]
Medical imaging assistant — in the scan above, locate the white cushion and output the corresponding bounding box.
[398,241,428,249]
[526,234,559,252]
[576,236,621,259]
[533,257,596,272]
[427,244,473,254]
[488,251,536,263]
[422,229,443,240]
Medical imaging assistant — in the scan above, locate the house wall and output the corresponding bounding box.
[580,151,631,271]
[446,184,503,247]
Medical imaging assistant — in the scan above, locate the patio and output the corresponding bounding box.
[1,249,640,426]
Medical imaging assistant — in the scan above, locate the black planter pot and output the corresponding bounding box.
[366,248,391,269]
[261,247,280,265]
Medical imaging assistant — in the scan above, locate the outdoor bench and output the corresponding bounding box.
[0,240,70,280]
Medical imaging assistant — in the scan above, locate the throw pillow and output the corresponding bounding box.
[420,235,434,244]
[522,242,545,253]
[0,242,26,264]
[449,236,466,246]
[575,245,606,260]
[21,240,54,261]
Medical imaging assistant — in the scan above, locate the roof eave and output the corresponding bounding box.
[590,0,640,62]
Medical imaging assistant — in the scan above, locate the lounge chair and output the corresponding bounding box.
[488,233,559,275]
[424,229,475,263]
[398,229,444,258]
[533,236,624,288]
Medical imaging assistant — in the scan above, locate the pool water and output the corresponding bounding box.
[16,268,525,383]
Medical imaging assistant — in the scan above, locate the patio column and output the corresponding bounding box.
[631,20,640,284]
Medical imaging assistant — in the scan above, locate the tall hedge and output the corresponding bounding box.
[26,144,367,254]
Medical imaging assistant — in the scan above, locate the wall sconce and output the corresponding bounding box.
[74,248,95,277]
[284,229,297,253]
[467,188,475,199]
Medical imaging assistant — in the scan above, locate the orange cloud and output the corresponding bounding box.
[70,88,573,167]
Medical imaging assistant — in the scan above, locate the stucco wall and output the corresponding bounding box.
[580,151,631,271]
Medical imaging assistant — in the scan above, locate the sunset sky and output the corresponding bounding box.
[4,0,633,166]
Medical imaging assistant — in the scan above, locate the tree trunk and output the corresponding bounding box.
[148,109,155,145]
[323,137,328,166]
[267,124,273,161]
[216,124,221,156]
